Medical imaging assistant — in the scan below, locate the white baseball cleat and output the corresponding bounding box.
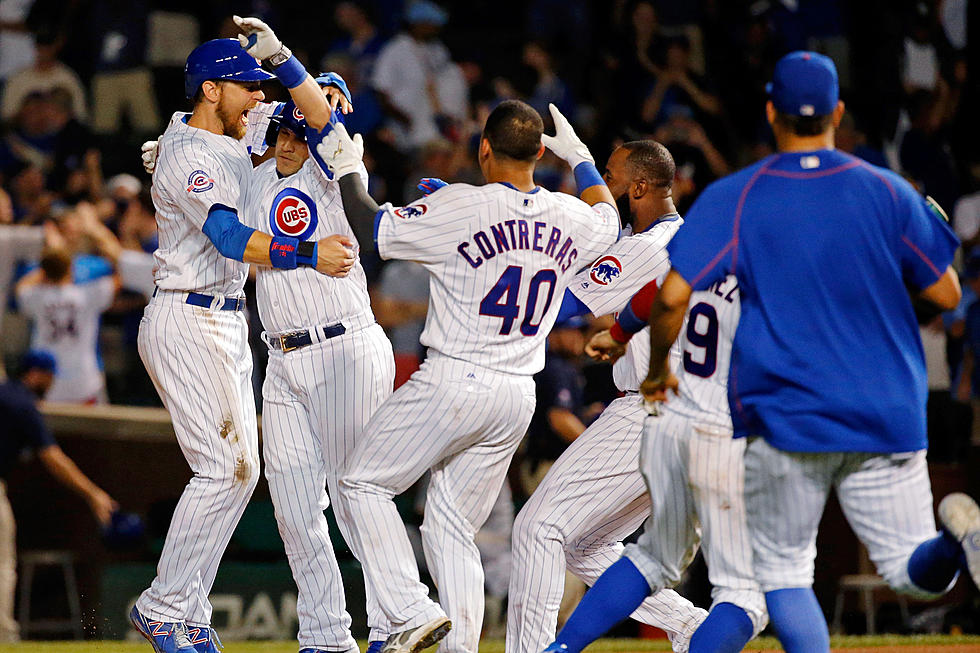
[380,617,451,653]
[938,492,980,588]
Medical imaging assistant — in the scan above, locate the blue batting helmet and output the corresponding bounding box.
[184,38,275,99]
[265,99,344,149]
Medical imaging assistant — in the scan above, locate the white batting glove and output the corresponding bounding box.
[541,103,594,168]
[141,140,159,174]
[234,15,284,62]
[316,123,364,179]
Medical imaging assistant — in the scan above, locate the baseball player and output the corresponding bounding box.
[246,99,396,652]
[131,20,356,653]
[314,101,621,653]
[636,52,977,653]
[538,272,767,653]
[506,141,709,653]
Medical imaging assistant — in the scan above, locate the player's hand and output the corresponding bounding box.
[234,15,283,62]
[640,371,679,414]
[87,489,119,527]
[418,177,448,196]
[316,234,356,277]
[541,103,594,168]
[141,140,159,174]
[316,72,353,114]
[585,329,627,363]
[316,123,364,180]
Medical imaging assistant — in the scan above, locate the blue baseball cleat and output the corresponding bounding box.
[186,625,221,652]
[130,605,196,653]
[365,641,385,653]
[939,492,980,588]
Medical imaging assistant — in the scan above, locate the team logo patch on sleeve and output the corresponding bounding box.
[394,204,427,219]
[269,187,319,240]
[589,256,622,285]
[187,170,214,193]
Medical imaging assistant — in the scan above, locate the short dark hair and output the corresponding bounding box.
[773,111,834,137]
[621,140,675,188]
[40,247,71,282]
[482,100,544,162]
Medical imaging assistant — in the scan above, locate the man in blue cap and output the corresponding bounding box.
[539,51,975,653]
[0,351,117,643]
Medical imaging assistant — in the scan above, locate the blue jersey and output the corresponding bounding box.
[667,149,959,453]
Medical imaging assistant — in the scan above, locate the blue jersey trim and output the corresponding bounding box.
[373,209,385,250]
[496,182,541,194]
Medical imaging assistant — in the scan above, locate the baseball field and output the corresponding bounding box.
[2,636,980,653]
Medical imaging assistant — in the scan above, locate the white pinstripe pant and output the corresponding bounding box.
[262,322,395,650]
[624,411,767,636]
[743,438,944,598]
[136,291,259,627]
[508,396,708,653]
[337,354,536,653]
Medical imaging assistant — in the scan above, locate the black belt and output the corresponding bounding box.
[268,323,347,352]
[153,288,246,311]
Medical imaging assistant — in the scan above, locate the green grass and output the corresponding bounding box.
[2,636,980,652]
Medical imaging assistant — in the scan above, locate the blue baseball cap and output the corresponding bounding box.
[21,349,57,375]
[767,51,839,117]
[406,0,448,26]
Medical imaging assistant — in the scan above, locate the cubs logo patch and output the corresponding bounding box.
[269,188,319,240]
[394,204,427,219]
[292,105,304,121]
[186,170,214,193]
[589,255,622,285]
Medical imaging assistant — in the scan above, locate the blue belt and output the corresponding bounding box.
[153,288,246,311]
[269,324,347,352]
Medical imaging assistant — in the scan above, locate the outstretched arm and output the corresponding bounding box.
[39,445,118,526]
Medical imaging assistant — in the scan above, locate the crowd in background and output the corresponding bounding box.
[0,0,977,466]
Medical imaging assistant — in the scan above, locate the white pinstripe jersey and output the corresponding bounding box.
[668,274,740,429]
[376,183,620,376]
[569,215,683,393]
[150,112,254,295]
[243,157,373,333]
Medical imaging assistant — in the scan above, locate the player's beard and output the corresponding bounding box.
[216,97,248,140]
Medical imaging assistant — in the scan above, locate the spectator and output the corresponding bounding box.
[402,138,461,201]
[88,0,159,135]
[652,106,728,211]
[321,53,385,139]
[0,0,36,85]
[903,1,944,93]
[326,1,386,84]
[900,89,959,212]
[954,163,980,256]
[0,194,44,379]
[640,35,720,129]
[0,28,87,123]
[15,240,117,403]
[0,349,118,642]
[522,40,574,119]
[371,0,468,150]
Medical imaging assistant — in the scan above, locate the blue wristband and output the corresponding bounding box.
[617,301,647,335]
[274,54,307,90]
[269,236,300,269]
[573,161,605,195]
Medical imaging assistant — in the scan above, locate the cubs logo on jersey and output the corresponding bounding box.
[589,256,622,285]
[187,170,214,193]
[269,187,319,240]
[394,204,427,219]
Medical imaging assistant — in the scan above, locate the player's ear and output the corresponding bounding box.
[479,137,492,161]
[201,80,221,104]
[765,100,776,127]
[535,142,545,161]
[831,100,846,129]
[632,179,648,200]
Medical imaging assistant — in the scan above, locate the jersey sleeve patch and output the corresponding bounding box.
[187,169,215,193]
[394,203,427,219]
[588,255,623,286]
[269,187,319,240]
